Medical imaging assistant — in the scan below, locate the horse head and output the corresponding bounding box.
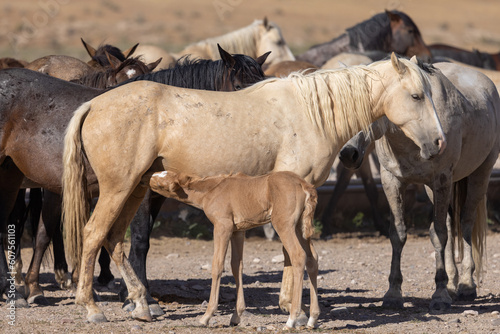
[82,38,140,69]
[255,17,295,69]
[386,10,432,62]
[105,52,161,87]
[377,53,446,160]
[217,44,269,91]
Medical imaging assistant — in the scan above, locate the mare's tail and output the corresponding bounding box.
[301,182,318,240]
[453,179,487,284]
[62,101,92,270]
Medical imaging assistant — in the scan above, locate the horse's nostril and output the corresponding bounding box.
[352,151,359,162]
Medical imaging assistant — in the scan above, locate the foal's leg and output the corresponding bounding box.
[300,236,319,328]
[273,220,307,329]
[199,218,233,326]
[381,166,408,309]
[229,230,245,326]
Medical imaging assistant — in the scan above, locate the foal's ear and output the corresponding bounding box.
[263,17,269,30]
[256,51,271,67]
[218,44,236,68]
[105,51,122,70]
[123,43,139,59]
[81,38,97,58]
[148,58,162,72]
[390,52,407,75]
[385,10,401,23]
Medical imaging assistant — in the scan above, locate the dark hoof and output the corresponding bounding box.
[149,303,164,317]
[27,294,49,306]
[97,275,115,287]
[123,300,136,313]
[382,299,404,309]
[457,290,477,301]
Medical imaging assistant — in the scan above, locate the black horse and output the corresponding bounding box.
[1,45,269,315]
[296,10,431,67]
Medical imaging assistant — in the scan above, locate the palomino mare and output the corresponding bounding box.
[297,10,431,67]
[339,62,500,310]
[430,43,500,71]
[0,47,268,310]
[149,170,319,328]
[62,54,446,325]
[134,44,177,70]
[174,17,295,69]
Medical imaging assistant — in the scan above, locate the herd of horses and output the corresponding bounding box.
[1,9,499,329]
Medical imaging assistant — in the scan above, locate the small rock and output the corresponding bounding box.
[201,300,208,307]
[331,306,349,316]
[492,310,500,316]
[492,318,500,326]
[447,318,461,324]
[61,318,73,324]
[256,326,266,332]
[166,253,180,259]
[463,310,479,316]
[253,257,261,263]
[131,325,142,331]
[272,254,285,263]
[201,263,211,270]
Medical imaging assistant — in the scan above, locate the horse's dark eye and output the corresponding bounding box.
[235,85,242,90]
[411,94,421,100]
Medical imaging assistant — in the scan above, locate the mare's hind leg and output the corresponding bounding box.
[456,154,495,300]
[229,230,245,326]
[381,166,407,309]
[76,185,150,323]
[199,218,233,326]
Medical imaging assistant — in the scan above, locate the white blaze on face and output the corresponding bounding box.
[126,68,137,78]
[154,171,168,178]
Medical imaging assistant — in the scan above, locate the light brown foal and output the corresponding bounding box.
[149,170,320,329]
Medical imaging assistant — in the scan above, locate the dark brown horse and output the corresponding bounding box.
[296,10,431,67]
[80,38,139,69]
[2,46,268,313]
[430,44,500,71]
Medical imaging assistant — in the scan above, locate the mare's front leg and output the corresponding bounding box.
[381,166,407,309]
[199,218,233,326]
[427,176,453,311]
[229,230,245,326]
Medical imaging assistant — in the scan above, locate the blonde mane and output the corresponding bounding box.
[180,20,262,59]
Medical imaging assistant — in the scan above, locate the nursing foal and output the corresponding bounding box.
[149,170,319,329]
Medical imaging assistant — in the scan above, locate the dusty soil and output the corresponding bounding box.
[4,230,500,334]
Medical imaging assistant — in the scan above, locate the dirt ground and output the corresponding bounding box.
[3,230,500,334]
[1,0,500,333]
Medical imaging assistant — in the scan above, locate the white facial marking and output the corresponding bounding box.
[154,171,168,178]
[126,69,137,78]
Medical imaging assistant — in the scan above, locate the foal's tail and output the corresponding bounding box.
[301,182,318,240]
[453,179,487,284]
[62,101,92,270]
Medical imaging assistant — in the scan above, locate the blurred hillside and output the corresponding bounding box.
[0,0,499,62]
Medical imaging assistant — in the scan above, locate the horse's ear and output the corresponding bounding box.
[105,51,122,69]
[123,43,139,59]
[385,10,401,22]
[148,58,162,72]
[391,52,407,75]
[81,38,96,58]
[263,17,270,30]
[256,51,271,67]
[218,44,236,68]
[409,55,418,64]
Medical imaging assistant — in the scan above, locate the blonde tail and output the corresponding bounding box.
[301,182,318,240]
[62,101,92,270]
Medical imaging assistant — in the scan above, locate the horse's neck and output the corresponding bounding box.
[346,13,392,52]
[296,33,350,67]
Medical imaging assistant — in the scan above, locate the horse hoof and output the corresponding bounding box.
[9,297,29,308]
[295,313,308,327]
[27,294,49,306]
[122,300,136,313]
[382,298,404,309]
[457,290,477,301]
[88,313,108,323]
[131,310,153,322]
[149,303,164,317]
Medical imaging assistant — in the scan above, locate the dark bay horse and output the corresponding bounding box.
[430,43,500,71]
[297,10,431,67]
[339,62,500,310]
[0,46,268,312]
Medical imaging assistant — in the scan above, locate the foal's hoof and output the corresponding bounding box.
[27,294,49,306]
[149,303,164,317]
[88,313,108,323]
